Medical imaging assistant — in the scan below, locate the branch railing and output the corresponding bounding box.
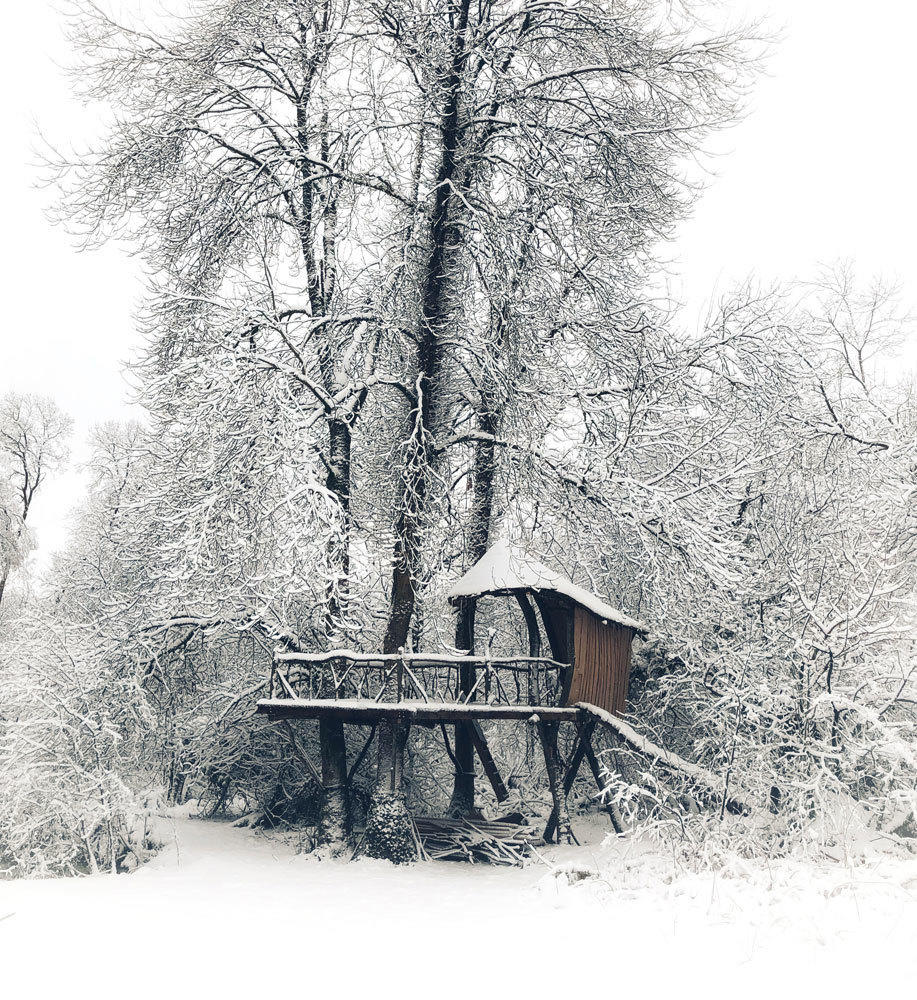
[267,650,569,708]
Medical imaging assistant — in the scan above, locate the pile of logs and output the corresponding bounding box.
[413,816,540,865]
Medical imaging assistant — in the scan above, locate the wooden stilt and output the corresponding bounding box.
[318,717,350,847]
[469,720,509,803]
[537,720,575,844]
[282,721,323,788]
[544,718,596,841]
[582,728,626,834]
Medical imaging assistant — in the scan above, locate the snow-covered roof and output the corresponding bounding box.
[447,540,647,633]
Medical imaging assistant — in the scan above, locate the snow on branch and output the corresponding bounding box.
[578,702,751,814]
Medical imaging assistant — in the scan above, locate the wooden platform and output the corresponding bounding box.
[256,697,579,724]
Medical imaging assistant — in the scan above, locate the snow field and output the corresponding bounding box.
[1,808,915,998]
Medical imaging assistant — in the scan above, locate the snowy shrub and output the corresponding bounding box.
[363,793,416,865]
[0,621,161,876]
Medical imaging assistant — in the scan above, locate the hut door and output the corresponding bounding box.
[565,608,632,715]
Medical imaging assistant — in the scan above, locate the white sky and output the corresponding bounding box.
[2,1,916,567]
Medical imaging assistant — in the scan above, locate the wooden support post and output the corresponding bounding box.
[544,718,595,842]
[514,591,542,704]
[347,724,377,786]
[537,720,574,844]
[581,726,626,834]
[375,718,410,793]
[469,720,509,803]
[449,598,477,816]
[317,717,350,849]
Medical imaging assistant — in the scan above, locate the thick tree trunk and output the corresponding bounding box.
[291,20,357,850]
[314,417,355,846]
[382,0,474,656]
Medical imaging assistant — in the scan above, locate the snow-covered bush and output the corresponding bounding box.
[0,621,161,876]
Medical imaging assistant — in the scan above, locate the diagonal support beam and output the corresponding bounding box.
[469,720,509,803]
[544,718,596,842]
[537,720,576,844]
[282,720,323,789]
[581,726,626,834]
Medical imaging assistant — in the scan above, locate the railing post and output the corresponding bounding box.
[397,647,404,703]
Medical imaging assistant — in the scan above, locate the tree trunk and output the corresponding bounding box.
[382,0,474,655]
[314,417,355,846]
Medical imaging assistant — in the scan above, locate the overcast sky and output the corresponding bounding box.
[2,1,916,567]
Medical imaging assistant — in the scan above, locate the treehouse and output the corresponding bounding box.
[256,540,649,846]
[447,540,647,716]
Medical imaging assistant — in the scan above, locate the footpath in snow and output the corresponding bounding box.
[2,808,916,998]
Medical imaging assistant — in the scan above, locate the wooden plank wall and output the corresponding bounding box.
[565,608,632,715]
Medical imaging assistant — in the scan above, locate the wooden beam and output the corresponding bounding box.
[581,724,626,834]
[346,724,377,785]
[469,720,509,803]
[514,591,541,657]
[258,699,579,724]
[531,592,566,663]
[544,717,596,841]
[577,702,751,816]
[514,591,542,706]
[281,721,323,787]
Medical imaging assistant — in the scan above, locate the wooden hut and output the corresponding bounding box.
[448,540,646,716]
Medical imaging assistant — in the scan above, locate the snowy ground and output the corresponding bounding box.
[2,809,916,998]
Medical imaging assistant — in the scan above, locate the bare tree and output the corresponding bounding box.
[50,0,751,833]
[0,393,72,608]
